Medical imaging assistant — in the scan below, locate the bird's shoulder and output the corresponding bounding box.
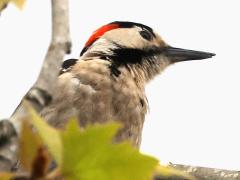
[57,58,113,93]
[59,58,78,75]
[60,57,112,76]
[71,58,112,76]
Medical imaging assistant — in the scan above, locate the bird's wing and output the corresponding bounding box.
[41,58,112,128]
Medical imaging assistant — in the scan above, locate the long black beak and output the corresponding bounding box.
[163,46,215,63]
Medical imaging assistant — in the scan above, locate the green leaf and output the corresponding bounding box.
[0,172,14,180]
[28,107,62,166]
[19,120,43,172]
[60,119,158,180]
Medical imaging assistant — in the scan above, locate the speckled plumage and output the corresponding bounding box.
[42,59,149,147]
[41,56,169,147]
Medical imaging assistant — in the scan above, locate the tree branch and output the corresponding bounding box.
[35,0,71,94]
[10,0,71,132]
[0,0,71,171]
[169,164,240,180]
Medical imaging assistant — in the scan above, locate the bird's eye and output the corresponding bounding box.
[139,30,152,41]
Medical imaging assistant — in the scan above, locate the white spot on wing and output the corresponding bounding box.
[71,77,80,86]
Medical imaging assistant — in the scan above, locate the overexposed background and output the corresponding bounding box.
[0,0,239,170]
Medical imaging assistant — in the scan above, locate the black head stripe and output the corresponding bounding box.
[109,21,156,37]
[110,44,161,65]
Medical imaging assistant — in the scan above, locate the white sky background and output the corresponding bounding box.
[0,0,240,170]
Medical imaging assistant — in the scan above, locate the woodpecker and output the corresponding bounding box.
[40,21,215,147]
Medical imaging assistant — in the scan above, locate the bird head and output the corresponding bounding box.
[80,21,215,82]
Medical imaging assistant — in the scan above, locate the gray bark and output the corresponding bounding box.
[10,0,71,132]
[169,164,240,180]
[0,0,71,171]
[153,164,240,180]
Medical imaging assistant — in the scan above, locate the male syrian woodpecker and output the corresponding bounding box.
[40,21,215,147]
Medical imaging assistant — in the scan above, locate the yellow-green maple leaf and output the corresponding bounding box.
[0,172,14,180]
[25,106,193,180]
[28,107,62,165]
[19,120,43,172]
[60,120,158,180]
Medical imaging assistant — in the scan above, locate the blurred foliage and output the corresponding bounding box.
[0,106,193,179]
[60,120,158,180]
[0,0,25,12]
